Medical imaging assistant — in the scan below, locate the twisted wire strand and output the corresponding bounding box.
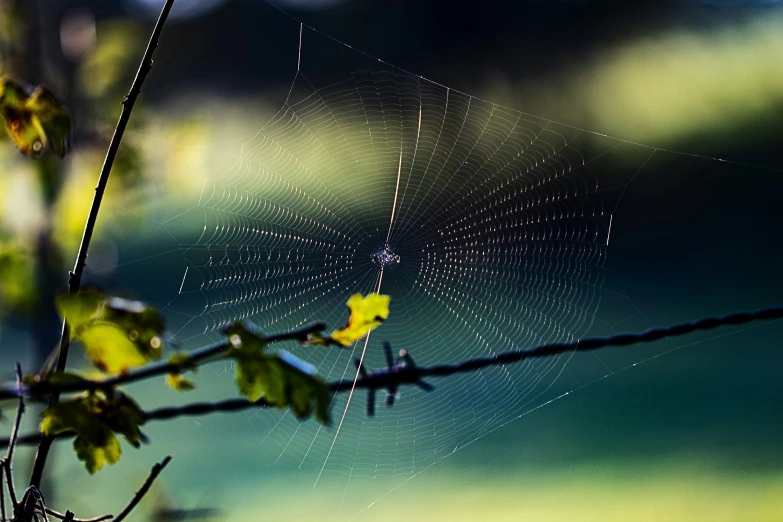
[2,305,782,448]
[336,304,783,391]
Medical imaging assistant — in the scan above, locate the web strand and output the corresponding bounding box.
[97,6,783,519]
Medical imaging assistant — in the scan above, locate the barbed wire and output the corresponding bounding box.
[2,305,782,448]
[335,304,783,391]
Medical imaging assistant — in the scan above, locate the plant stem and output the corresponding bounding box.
[4,364,24,510]
[41,506,112,522]
[113,456,171,522]
[28,0,177,493]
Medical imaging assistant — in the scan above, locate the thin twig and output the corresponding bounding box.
[19,486,46,522]
[3,305,782,447]
[0,322,327,401]
[1,434,41,449]
[40,507,112,522]
[2,462,14,518]
[28,0,177,491]
[113,456,172,522]
[1,459,6,522]
[35,493,49,522]
[3,364,24,509]
[0,435,40,448]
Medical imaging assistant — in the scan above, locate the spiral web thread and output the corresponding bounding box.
[108,7,686,499]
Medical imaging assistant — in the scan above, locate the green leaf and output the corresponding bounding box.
[107,392,146,448]
[0,242,34,315]
[41,395,119,474]
[40,398,95,437]
[165,353,197,391]
[56,290,166,375]
[225,322,279,403]
[168,352,197,371]
[40,391,145,474]
[284,366,330,423]
[224,322,268,354]
[56,290,103,332]
[237,352,286,404]
[74,430,121,475]
[100,296,166,360]
[224,322,331,423]
[24,370,92,401]
[0,76,72,158]
[44,370,91,385]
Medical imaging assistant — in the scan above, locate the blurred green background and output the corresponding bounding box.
[1,0,782,520]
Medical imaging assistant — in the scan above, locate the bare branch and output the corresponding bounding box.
[2,463,14,516]
[3,364,25,509]
[35,491,49,522]
[28,0,179,491]
[0,435,40,448]
[41,507,112,522]
[1,459,6,522]
[19,485,47,522]
[113,456,172,522]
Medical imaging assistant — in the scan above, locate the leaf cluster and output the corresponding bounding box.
[26,290,390,474]
[226,323,330,423]
[0,76,71,158]
[40,390,145,474]
[56,290,165,375]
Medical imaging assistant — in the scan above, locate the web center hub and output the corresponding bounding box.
[370,243,401,270]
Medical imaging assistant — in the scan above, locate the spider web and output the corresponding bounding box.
[95,5,751,518]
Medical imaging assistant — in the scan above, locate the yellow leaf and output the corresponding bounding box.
[57,290,165,374]
[78,323,149,374]
[0,77,72,158]
[329,294,390,347]
[165,372,195,391]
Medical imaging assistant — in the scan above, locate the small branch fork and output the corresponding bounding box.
[1,360,170,522]
[1,364,24,520]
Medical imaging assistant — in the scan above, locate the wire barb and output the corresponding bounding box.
[354,343,434,417]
